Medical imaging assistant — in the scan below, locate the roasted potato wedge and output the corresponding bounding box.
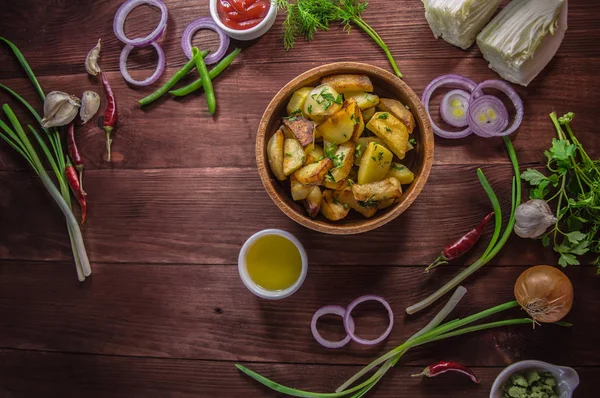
[366,112,409,160]
[282,116,315,147]
[377,98,416,134]
[304,144,324,164]
[345,91,380,110]
[321,190,350,221]
[317,99,359,144]
[334,189,377,218]
[304,186,322,218]
[351,104,365,141]
[352,177,402,202]
[286,87,314,116]
[385,163,415,185]
[323,141,355,185]
[377,198,397,210]
[294,157,333,186]
[362,107,376,123]
[357,142,393,184]
[290,174,311,201]
[283,139,306,176]
[303,84,343,123]
[267,129,286,181]
[354,137,387,166]
[320,74,374,93]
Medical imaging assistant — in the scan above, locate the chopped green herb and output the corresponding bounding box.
[343,203,349,209]
[385,127,392,133]
[286,109,303,121]
[333,198,340,205]
[348,179,355,186]
[350,113,359,125]
[285,152,292,157]
[355,144,362,158]
[391,164,405,171]
[409,138,416,145]
[371,156,377,162]
[318,156,325,161]
[358,194,377,207]
[326,169,336,182]
[377,151,384,161]
[308,104,313,114]
[377,112,389,120]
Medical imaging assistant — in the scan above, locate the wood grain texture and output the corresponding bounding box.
[1,0,599,396]
[0,164,559,265]
[1,262,598,366]
[1,58,599,172]
[0,349,597,398]
[256,62,434,234]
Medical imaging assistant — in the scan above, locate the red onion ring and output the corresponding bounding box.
[440,89,470,128]
[468,80,523,137]
[343,295,394,346]
[181,17,230,65]
[113,0,169,47]
[119,42,165,86]
[467,95,509,138]
[422,74,478,139]
[311,305,356,349]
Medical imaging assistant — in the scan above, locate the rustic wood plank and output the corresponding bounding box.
[0,164,560,265]
[0,349,596,398]
[0,57,598,172]
[0,263,597,366]
[0,0,597,81]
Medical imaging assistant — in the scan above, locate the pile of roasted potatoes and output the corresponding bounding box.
[267,74,417,221]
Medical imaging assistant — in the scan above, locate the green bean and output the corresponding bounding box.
[138,49,210,106]
[193,47,216,115]
[169,48,241,97]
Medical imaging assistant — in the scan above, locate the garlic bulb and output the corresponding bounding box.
[41,91,81,128]
[85,39,102,76]
[80,91,100,124]
[514,199,557,239]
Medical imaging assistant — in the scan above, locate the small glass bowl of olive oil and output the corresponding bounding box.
[238,229,307,300]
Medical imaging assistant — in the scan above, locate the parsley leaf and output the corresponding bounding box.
[377,113,389,120]
[521,169,547,186]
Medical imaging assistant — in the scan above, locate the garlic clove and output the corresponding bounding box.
[514,199,557,239]
[80,91,100,124]
[85,39,102,76]
[41,91,81,128]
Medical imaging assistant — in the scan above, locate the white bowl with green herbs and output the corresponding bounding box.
[490,360,579,398]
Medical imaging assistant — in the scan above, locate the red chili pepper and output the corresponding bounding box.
[67,122,85,191]
[65,161,87,224]
[100,71,117,162]
[412,361,480,384]
[426,212,494,272]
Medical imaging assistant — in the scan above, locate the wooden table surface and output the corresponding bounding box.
[1,1,599,397]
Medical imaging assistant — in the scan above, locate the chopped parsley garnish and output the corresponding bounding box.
[350,113,359,125]
[377,151,384,162]
[355,144,362,158]
[391,164,405,171]
[371,156,377,162]
[313,88,343,111]
[358,194,377,207]
[325,143,345,168]
[285,152,292,157]
[286,109,303,121]
[307,105,313,114]
[343,203,349,210]
[377,112,389,120]
[348,179,355,186]
[385,127,392,133]
[333,198,340,205]
[326,169,336,182]
[409,138,417,145]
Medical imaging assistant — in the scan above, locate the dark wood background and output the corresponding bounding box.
[0,1,598,397]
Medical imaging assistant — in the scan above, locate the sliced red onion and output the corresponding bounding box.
[119,42,165,86]
[467,95,509,138]
[440,89,470,128]
[311,305,356,349]
[182,17,230,65]
[113,0,168,47]
[343,295,394,346]
[422,74,478,139]
[468,80,524,137]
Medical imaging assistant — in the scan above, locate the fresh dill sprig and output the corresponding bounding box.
[275,0,403,78]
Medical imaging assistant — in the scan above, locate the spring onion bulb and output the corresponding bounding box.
[477,0,568,86]
[422,0,502,50]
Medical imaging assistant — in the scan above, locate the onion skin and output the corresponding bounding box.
[514,265,573,323]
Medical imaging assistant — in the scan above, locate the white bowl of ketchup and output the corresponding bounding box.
[210,0,277,41]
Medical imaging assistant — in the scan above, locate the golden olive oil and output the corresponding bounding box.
[246,234,302,291]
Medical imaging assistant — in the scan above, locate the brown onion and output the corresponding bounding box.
[514,265,573,324]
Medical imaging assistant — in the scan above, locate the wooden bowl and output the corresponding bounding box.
[256,62,434,235]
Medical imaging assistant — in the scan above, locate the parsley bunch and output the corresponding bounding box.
[522,112,600,269]
[275,0,403,78]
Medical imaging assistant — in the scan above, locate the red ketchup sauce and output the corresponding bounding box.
[217,0,271,30]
